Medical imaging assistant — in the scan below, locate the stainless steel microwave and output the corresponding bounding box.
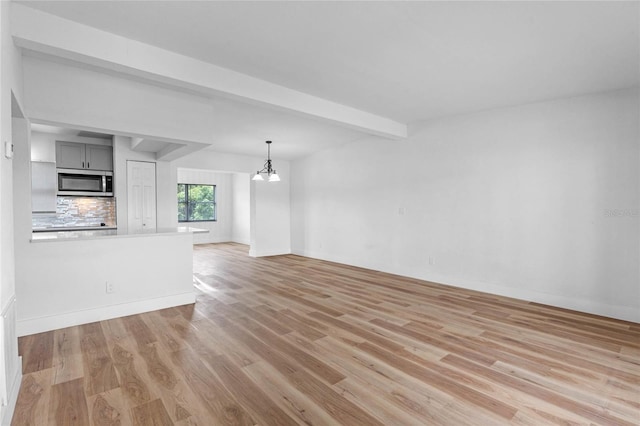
[57,168,113,196]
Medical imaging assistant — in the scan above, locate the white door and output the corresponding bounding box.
[127,161,157,232]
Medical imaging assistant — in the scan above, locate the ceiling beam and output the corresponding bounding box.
[156,142,209,162]
[130,137,145,151]
[11,4,407,139]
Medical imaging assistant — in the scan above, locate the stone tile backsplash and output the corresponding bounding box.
[32,196,117,228]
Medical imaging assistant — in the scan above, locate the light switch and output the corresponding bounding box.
[4,141,13,159]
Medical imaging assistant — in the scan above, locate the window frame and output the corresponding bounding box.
[178,183,217,223]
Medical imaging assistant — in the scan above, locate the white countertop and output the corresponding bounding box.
[32,226,118,232]
[30,226,208,242]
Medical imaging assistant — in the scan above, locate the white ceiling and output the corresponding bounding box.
[16,1,640,158]
[205,97,367,159]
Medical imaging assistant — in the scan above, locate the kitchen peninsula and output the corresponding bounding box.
[16,226,206,336]
[30,225,206,241]
[10,125,211,337]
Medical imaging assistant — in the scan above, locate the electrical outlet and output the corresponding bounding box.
[429,256,435,265]
[106,281,114,293]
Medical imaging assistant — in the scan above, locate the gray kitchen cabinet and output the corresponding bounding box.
[31,161,57,213]
[86,144,113,171]
[56,141,113,171]
[55,141,85,169]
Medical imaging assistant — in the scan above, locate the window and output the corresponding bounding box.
[178,184,216,222]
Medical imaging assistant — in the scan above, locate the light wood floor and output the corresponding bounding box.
[12,242,640,425]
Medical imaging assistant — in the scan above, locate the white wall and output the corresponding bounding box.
[251,177,292,257]
[173,151,291,256]
[0,68,15,325]
[291,88,640,322]
[177,168,232,244]
[0,2,22,316]
[0,2,24,422]
[22,56,213,144]
[15,234,195,336]
[232,173,251,244]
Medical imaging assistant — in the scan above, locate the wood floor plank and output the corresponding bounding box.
[242,360,340,426]
[310,333,509,426]
[150,374,211,425]
[136,341,212,424]
[230,313,347,385]
[204,354,298,426]
[11,370,52,426]
[491,360,640,422]
[121,314,157,347]
[21,331,54,374]
[308,311,405,353]
[137,343,178,391]
[287,369,386,426]
[442,354,636,426]
[139,343,211,424]
[141,310,190,354]
[50,377,91,426]
[208,314,386,424]
[255,305,327,341]
[481,330,640,384]
[111,343,152,406]
[230,302,294,335]
[162,314,211,355]
[79,322,120,396]
[283,332,459,425]
[52,326,84,385]
[131,398,174,426]
[89,392,125,426]
[268,287,344,317]
[358,340,518,420]
[169,348,255,425]
[14,242,640,425]
[102,318,206,425]
[190,318,258,368]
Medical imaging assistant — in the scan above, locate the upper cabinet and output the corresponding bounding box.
[86,145,113,171]
[55,141,84,169]
[56,141,113,171]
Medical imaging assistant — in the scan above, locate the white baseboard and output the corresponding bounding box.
[193,235,232,244]
[249,247,291,257]
[413,271,640,324]
[1,358,22,426]
[231,238,250,245]
[291,248,640,324]
[17,292,196,337]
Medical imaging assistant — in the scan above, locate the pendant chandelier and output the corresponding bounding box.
[252,140,280,182]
